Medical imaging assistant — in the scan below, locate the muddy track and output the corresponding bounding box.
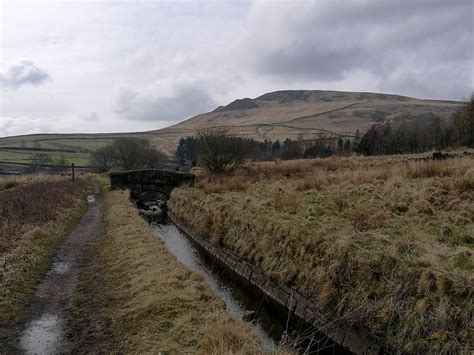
[17,180,104,354]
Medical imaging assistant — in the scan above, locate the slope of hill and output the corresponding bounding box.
[0,90,463,165]
[163,90,461,141]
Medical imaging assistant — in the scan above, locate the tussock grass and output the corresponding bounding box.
[169,155,474,353]
[83,189,265,353]
[0,175,86,336]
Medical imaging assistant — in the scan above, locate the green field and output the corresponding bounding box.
[0,132,164,166]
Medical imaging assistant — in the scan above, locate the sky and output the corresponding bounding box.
[0,0,472,138]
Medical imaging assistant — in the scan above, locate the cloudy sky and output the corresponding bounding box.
[0,0,472,137]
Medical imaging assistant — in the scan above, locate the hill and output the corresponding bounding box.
[0,90,463,167]
[163,90,461,141]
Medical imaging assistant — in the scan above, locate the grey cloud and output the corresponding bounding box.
[0,61,51,89]
[81,112,100,122]
[115,84,217,122]
[245,0,472,99]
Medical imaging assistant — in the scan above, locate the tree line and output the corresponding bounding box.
[176,132,355,165]
[358,96,473,155]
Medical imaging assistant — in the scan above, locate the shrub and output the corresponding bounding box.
[196,128,250,175]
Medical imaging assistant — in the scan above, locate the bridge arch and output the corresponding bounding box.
[109,169,195,202]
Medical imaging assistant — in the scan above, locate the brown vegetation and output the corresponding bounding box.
[0,175,86,331]
[66,189,265,353]
[169,154,474,353]
[0,175,85,253]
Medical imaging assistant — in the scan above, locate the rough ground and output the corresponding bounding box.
[17,181,104,354]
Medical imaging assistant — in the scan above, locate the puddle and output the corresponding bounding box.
[49,261,70,275]
[20,314,62,354]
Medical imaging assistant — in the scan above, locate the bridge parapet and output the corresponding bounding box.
[109,169,195,200]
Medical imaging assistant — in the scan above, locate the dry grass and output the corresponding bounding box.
[82,189,265,353]
[169,154,474,353]
[0,175,86,332]
[0,175,85,253]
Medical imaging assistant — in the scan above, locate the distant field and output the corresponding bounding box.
[0,133,163,165]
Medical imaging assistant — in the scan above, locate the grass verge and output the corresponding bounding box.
[65,189,266,353]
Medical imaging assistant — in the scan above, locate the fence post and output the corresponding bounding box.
[71,163,75,182]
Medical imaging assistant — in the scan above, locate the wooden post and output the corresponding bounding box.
[71,163,75,182]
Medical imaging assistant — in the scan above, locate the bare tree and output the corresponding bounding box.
[197,127,249,174]
[90,137,166,171]
[30,153,53,166]
[29,153,53,173]
[90,145,116,172]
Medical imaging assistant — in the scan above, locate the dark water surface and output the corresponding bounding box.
[152,221,350,354]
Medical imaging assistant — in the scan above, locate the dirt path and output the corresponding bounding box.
[18,181,104,354]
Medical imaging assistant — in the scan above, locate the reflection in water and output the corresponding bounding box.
[20,313,62,355]
[152,221,350,354]
[153,222,277,350]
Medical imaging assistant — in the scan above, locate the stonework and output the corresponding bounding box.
[109,170,195,199]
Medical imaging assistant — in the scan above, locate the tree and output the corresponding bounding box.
[30,153,53,166]
[176,136,198,165]
[90,138,166,172]
[111,137,166,171]
[337,138,344,155]
[272,140,281,155]
[282,138,303,159]
[353,129,361,152]
[91,145,116,172]
[176,138,187,164]
[196,127,250,174]
[29,153,53,172]
[453,94,474,147]
[343,139,351,155]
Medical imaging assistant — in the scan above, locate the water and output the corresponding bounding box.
[20,314,62,354]
[152,221,350,354]
[152,222,277,350]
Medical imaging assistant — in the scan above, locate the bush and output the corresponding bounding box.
[197,128,250,174]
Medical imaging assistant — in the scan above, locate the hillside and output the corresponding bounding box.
[0,90,463,166]
[164,90,461,140]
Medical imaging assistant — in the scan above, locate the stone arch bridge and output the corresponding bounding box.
[110,169,195,202]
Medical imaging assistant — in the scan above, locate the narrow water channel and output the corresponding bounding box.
[151,220,351,354]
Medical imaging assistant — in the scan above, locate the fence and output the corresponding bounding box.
[0,161,95,180]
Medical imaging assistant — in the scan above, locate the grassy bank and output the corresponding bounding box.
[66,189,265,353]
[169,155,474,353]
[0,175,87,349]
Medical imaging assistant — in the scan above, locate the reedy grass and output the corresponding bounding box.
[169,154,474,353]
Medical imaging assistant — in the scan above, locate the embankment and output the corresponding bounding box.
[168,156,473,354]
[65,189,266,353]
